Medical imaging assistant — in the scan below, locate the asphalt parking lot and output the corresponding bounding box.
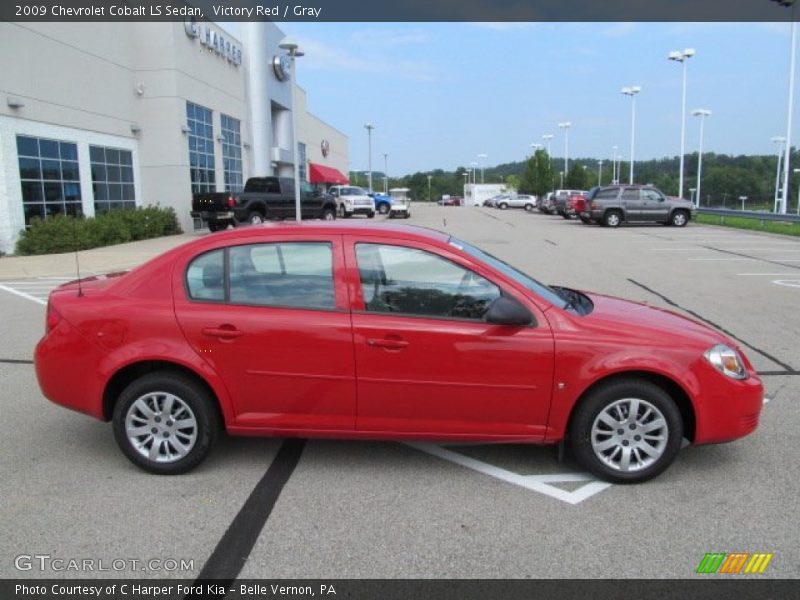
[0,204,797,580]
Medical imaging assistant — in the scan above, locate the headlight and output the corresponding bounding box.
[704,344,747,380]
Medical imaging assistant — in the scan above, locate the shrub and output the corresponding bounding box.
[15,206,182,255]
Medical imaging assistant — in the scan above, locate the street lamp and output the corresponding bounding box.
[558,122,571,178]
[668,48,696,199]
[559,171,564,188]
[611,145,619,184]
[597,160,604,185]
[772,0,797,214]
[470,162,478,184]
[427,175,432,202]
[772,136,786,212]
[278,38,305,221]
[692,108,711,207]
[383,152,389,194]
[477,153,488,184]
[621,86,641,184]
[542,134,554,164]
[364,122,375,192]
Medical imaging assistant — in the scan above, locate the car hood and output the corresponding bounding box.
[582,292,728,348]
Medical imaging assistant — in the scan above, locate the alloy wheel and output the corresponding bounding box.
[125,392,198,463]
[590,397,668,472]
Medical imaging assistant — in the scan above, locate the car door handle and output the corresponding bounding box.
[202,326,243,340]
[367,337,409,350]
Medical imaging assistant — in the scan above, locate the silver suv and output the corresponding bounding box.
[582,185,695,227]
[327,185,376,219]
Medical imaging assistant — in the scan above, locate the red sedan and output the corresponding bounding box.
[35,223,764,482]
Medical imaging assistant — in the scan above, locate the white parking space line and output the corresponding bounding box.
[0,277,67,306]
[738,273,800,276]
[407,443,612,505]
[0,284,47,306]
[689,258,800,262]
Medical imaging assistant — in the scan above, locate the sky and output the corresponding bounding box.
[226,22,795,176]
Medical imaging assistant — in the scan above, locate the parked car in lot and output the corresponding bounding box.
[553,189,589,216]
[369,192,392,215]
[564,191,590,219]
[538,192,556,213]
[327,185,376,219]
[493,194,537,211]
[191,177,337,231]
[35,223,764,482]
[438,196,462,206]
[582,185,695,227]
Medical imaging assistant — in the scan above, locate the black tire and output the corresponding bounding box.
[247,211,264,225]
[569,378,683,483]
[112,372,219,475]
[670,210,689,227]
[378,203,390,215]
[579,215,592,224]
[524,203,534,211]
[404,212,411,219]
[603,210,623,228]
[321,207,336,221]
[207,221,226,232]
[499,202,509,210]
[561,213,572,220]
[367,211,375,219]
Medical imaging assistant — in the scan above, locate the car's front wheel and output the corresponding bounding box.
[112,372,219,475]
[603,210,622,227]
[378,204,390,215]
[569,378,683,483]
[670,210,689,227]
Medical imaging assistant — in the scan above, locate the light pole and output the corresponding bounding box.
[364,122,374,192]
[559,171,564,188]
[612,145,619,183]
[773,0,797,213]
[470,162,478,184]
[621,86,641,184]
[278,38,305,221]
[383,152,389,194]
[558,122,571,179]
[772,136,786,212]
[477,153,488,184]
[530,143,543,154]
[692,108,711,207]
[794,168,800,214]
[427,175,432,202]
[597,160,604,185]
[668,48,696,199]
[542,134,554,164]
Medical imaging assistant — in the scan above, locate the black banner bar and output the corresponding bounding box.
[2,0,798,23]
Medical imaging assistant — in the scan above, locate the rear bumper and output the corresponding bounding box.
[191,210,235,221]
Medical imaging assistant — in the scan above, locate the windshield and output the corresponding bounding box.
[341,187,367,195]
[449,237,568,309]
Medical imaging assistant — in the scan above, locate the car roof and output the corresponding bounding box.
[199,221,450,244]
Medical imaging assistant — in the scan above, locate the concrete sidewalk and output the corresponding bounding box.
[0,232,203,279]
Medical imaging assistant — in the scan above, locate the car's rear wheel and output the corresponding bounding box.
[378,204,390,215]
[524,203,533,211]
[248,211,264,225]
[499,202,508,210]
[112,372,219,475]
[579,215,592,224]
[570,378,683,483]
[321,207,336,221]
[603,210,622,227]
[207,221,226,232]
[670,210,689,227]
[367,211,375,219]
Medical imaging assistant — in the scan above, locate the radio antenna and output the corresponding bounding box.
[73,220,83,297]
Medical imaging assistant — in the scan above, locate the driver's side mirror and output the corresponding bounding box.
[485,295,534,326]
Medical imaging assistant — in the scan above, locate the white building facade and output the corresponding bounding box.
[0,21,349,254]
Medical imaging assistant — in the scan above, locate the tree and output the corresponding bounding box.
[505,174,520,191]
[565,164,589,189]
[520,149,555,197]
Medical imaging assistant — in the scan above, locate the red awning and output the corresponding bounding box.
[309,163,349,185]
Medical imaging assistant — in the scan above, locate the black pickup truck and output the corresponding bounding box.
[191,176,337,231]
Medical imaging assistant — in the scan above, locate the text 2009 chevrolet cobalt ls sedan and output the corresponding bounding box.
[35,222,764,482]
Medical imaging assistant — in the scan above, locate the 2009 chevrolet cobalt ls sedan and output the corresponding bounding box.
[35,223,764,482]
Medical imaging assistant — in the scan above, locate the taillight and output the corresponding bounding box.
[590,202,596,209]
[45,301,61,334]
[227,196,236,208]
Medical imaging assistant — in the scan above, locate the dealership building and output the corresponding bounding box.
[0,20,349,254]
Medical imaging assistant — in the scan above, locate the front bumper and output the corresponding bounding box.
[693,368,765,445]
